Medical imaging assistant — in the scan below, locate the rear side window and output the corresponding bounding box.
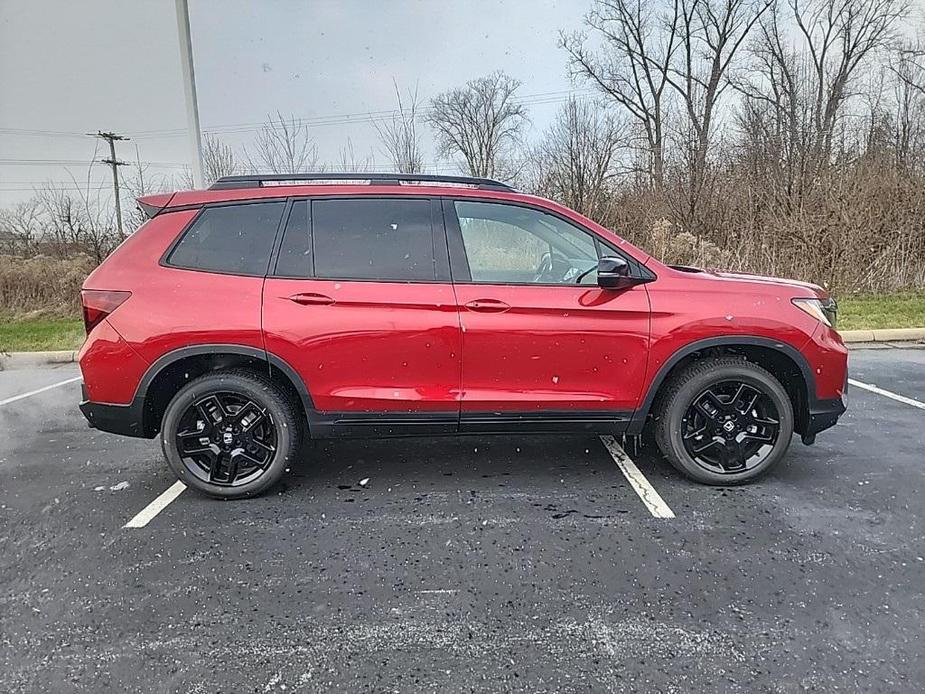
[311,198,435,281]
[167,201,285,276]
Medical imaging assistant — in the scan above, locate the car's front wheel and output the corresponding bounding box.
[160,369,302,498]
[654,357,794,485]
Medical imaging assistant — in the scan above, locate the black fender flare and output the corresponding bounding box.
[627,335,816,434]
[134,344,317,434]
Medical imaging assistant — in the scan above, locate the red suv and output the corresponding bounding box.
[78,174,847,498]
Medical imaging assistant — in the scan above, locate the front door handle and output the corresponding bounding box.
[464,298,510,313]
[287,292,335,306]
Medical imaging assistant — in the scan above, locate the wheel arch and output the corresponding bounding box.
[629,336,816,436]
[135,344,315,437]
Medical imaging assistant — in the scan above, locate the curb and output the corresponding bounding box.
[840,328,925,343]
[0,350,77,370]
[2,327,925,369]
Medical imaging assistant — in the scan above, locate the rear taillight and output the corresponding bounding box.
[81,290,131,334]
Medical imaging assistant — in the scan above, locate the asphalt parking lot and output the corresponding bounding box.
[1,347,923,693]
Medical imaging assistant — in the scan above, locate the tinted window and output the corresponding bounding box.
[167,202,284,276]
[312,198,435,281]
[454,201,599,284]
[275,200,311,277]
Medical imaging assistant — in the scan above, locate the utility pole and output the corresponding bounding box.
[176,0,204,188]
[93,131,129,240]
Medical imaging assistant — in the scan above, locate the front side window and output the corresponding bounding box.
[454,200,599,284]
[167,201,285,276]
[311,198,435,281]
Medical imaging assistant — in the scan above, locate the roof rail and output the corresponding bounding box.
[209,172,516,192]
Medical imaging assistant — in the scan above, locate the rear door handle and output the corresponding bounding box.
[464,298,510,313]
[287,292,335,306]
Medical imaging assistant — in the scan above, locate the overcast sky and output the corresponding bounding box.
[0,0,592,206]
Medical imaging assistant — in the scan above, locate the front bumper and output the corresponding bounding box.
[79,383,148,438]
[800,367,848,442]
[804,396,847,437]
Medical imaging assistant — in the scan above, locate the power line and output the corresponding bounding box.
[0,128,90,138]
[0,88,598,147]
[0,183,113,193]
[0,158,186,167]
[128,88,598,139]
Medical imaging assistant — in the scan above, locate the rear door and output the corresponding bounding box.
[262,196,461,436]
[445,198,651,431]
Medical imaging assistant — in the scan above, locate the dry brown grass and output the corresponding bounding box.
[0,254,96,318]
[599,159,925,294]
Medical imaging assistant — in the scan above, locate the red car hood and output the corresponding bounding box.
[687,267,828,297]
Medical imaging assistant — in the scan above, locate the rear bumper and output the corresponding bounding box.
[79,384,149,438]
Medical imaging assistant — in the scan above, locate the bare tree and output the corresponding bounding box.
[737,0,908,198]
[202,133,241,183]
[245,112,323,174]
[891,40,925,97]
[887,45,925,168]
[0,198,42,255]
[561,0,682,186]
[532,98,629,219]
[374,81,425,173]
[335,138,375,172]
[52,150,119,262]
[791,0,908,161]
[427,71,527,179]
[668,0,773,209]
[121,146,176,232]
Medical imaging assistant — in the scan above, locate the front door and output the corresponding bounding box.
[444,199,650,431]
[262,196,461,436]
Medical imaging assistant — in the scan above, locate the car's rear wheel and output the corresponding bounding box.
[654,357,794,485]
[160,370,301,498]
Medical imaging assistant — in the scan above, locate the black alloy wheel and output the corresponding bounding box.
[654,357,794,485]
[680,380,781,474]
[161,370,302,498]
[175,392,278,487]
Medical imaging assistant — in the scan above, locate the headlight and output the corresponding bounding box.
[792,297,837,328]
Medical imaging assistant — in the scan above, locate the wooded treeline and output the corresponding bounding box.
[2,0,924,303]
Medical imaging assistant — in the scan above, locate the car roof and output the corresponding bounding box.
[139,173,527,214]
[135,173,654,266]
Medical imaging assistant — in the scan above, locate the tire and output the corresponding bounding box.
[160,369,302,499]
[654,357,794,485]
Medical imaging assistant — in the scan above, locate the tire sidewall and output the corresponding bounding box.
[161,374,296,499]
[664,364,794,485]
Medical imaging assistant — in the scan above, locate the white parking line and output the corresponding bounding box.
[600,435,675,519]
[848,378,925,410]
[124,481,187,528]
[417,589,459,595]
[0,376,82,407]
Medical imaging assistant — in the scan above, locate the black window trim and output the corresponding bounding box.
[442,197,656,287]
[160,198,291,278]
[267,194,452,284]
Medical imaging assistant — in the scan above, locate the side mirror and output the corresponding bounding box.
[597,256,638,289]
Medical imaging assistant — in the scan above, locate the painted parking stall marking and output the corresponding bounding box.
[124,481,187,528]
[0,376,82,407]
[848,378,925,410]
[600,435,675,519]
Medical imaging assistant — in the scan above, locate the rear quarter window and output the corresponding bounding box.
[166,201,285,276]
[310,198,436,281]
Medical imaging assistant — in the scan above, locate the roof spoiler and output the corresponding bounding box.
[136,192,177,219]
